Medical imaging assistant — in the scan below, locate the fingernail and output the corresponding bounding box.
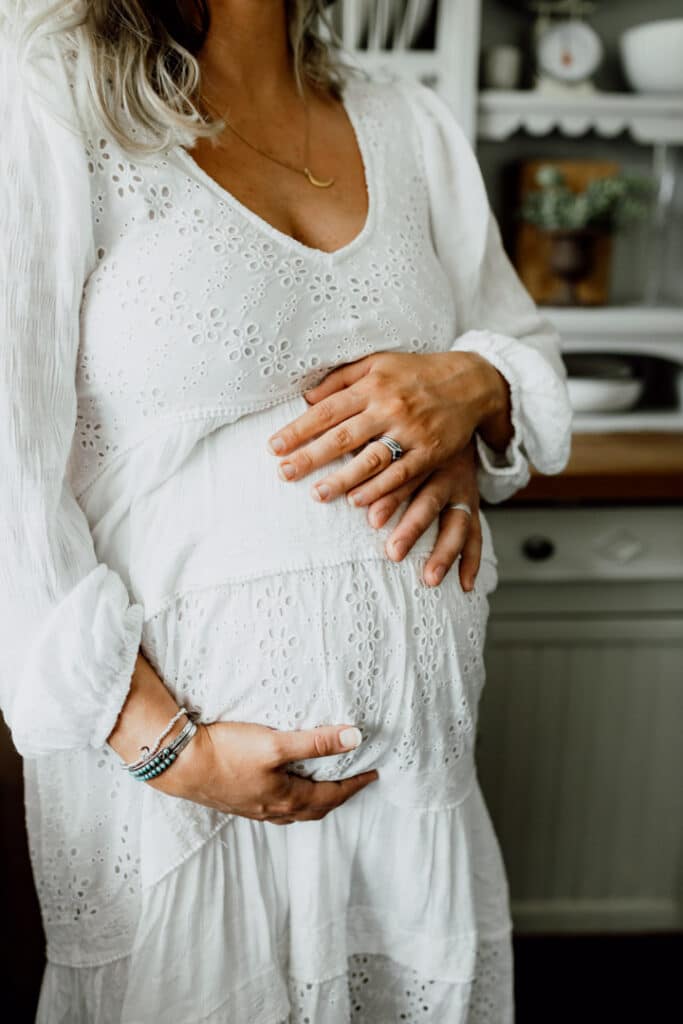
[278,462,295,480]
[268,436,285,454]
[368,507,384,528]
[313,483,330,501]
[339,726,362,749]
[348,491,364,506]
[390,539,408,559]
[430,564,446,585]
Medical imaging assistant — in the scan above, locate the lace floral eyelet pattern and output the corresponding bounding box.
[74,74,457,496]
[285,943,513,1024]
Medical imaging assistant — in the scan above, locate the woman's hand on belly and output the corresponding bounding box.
[159,719,379,825]
[265,349,510,501]
[367,438,483,591]
[266,350,499,589]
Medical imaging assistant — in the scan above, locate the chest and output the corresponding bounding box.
[186,98,369,256]
[75,82,457,487]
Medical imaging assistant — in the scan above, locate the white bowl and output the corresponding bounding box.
[567,377,644,414]
[620,19,683,94]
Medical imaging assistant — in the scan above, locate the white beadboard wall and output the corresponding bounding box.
[476,601,683,935]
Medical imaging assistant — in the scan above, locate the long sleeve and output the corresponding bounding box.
[402,78,573,503]
[0,29,144,758]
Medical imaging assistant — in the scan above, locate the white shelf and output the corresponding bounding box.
[478,90,683,145]
[541,306,683,362]
[547,308,683,432]
[571,411,683,434]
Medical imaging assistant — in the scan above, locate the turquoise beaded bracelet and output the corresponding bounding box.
[127,718,198,781]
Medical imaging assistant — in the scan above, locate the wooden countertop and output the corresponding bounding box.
[508,432,683,503]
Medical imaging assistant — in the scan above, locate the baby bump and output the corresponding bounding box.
[142,553,491,810]
[122,395,498,619]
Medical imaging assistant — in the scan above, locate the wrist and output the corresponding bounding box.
[464,352,514,453]
[148,719,213,800]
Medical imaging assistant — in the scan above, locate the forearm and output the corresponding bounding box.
[106,651,192,787]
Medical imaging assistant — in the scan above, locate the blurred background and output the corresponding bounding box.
[322,1,683,1019]
[2,1,682,1020]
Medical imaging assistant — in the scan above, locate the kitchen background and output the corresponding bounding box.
[2,1,682,1020]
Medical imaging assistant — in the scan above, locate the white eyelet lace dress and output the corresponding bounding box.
[0,24,572,1024]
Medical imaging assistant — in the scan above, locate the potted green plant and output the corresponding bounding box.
[519,164,652,305]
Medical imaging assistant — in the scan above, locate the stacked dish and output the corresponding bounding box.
[564,354,644,413]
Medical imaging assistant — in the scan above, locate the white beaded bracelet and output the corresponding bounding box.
[121,706,190,772]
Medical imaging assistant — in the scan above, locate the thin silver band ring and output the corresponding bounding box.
[446,502,472,517]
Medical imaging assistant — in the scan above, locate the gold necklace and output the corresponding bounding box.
[210,90,335,189]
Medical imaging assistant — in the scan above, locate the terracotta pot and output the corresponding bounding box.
[547,228,603,306]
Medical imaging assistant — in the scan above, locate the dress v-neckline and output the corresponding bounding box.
[172,76,377,265]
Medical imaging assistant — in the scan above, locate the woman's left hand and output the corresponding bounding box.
[367,439,483,591]
[267,347,509,495]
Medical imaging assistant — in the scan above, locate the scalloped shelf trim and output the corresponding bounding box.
[478,90,683,144]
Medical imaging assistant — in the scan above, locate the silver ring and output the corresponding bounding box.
[446,502,472,517]
[376,435,404,462]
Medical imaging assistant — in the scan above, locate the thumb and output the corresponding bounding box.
[272,723,364,764]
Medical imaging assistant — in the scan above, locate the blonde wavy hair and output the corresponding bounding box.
[14,0,357,154]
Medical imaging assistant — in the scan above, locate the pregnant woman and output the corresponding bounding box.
[1,1,572,1021]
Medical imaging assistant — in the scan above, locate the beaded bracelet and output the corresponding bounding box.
[126,719,199,782]
[122,706,191,772]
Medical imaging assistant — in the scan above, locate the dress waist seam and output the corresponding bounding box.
[143,550,498,623]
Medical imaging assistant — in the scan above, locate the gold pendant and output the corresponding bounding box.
[305,167,335,188]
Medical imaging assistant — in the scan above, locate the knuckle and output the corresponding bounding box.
[400,528,419,551]
[333,425,353,450]
[280,796,301,816]
[312,731,329,758]
[374,499,395,519]
[297,448,314,473]
[273,788,299,815]
[447,517,469,542]
[444,527,466,553]
[386,395,408,420]
[392,461,410,487]
[423,492,443,519]
[427,434,446,459]
[368,367,389,391]
[315,399,336,426]
[365,447,383,473]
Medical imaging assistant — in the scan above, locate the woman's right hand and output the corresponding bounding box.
[153,718,379,824]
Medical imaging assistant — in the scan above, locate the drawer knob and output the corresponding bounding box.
[521,535,555,561]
